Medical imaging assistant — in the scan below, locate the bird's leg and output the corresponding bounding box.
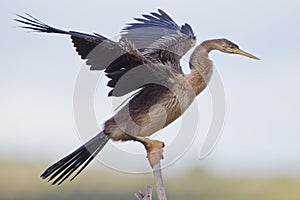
[142,137,165,168]
[125,134,165,167]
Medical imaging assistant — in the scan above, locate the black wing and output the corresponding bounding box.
[15,14,151,96]
[121,9,196,73]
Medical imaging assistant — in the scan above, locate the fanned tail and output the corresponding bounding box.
[40,132,109,185]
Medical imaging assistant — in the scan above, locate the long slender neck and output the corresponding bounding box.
[187,40,216,95]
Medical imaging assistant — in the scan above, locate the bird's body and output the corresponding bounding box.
[106,79,192,140]
[16,9,258,185]
[106,39,222,140]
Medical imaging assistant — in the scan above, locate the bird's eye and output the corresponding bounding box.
[230,45,235,49]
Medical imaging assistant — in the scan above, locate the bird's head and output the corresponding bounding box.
[215,39,259,60]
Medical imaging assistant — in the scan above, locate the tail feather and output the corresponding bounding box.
[41,132,109,185]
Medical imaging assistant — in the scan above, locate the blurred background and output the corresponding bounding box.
[1,0,300,199]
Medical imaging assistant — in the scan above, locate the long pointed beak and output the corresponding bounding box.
[233,48,260,60]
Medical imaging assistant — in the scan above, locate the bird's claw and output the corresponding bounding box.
[143,138,165,167]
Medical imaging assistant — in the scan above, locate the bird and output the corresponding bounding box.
[15,9,259,185]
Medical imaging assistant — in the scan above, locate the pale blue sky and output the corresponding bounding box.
[1,0,300,175]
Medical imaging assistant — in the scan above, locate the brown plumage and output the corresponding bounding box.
[15,10,259,185]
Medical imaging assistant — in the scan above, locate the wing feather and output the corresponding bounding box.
[16,11,187,97]
[121,9,196,73]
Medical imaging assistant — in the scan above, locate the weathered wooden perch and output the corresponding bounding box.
[136,139,167,200]
[152,161,167,200]
[135,185,152,200]
[135,161,166,200]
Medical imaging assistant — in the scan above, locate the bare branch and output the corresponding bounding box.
[152,161,167,200]
[135,185,152,200]
[137,138,167,200]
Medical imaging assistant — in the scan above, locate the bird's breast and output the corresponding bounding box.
[105,83,196,139]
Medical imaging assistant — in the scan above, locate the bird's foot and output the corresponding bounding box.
[124,134,165,168]
[142,138,165,168]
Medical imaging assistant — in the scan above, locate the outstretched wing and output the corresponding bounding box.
[15,13,177,97]
[121,9,196,73]
[15,14,145,96]
[15,14,107,59]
